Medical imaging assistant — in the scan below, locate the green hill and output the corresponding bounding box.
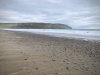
[0,22,72,29]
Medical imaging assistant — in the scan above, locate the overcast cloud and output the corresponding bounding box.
[0,0,100,29]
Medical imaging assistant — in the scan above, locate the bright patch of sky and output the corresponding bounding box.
[0,0,100,29]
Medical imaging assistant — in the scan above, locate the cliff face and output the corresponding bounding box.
[16,23,72,29]
[0,23,72,29]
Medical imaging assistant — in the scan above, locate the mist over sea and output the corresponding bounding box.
[3,29,100,41]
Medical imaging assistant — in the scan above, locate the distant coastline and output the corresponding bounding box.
[0,22,72,29]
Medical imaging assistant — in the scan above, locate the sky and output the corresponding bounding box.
[0,0,100,29]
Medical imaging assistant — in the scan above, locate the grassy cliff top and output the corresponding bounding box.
[0,22,72,29]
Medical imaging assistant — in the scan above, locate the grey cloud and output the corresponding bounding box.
[0,0,100,29]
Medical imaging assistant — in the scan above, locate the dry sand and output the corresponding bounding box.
[0,30,100,75]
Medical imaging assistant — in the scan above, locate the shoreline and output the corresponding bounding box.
[0,30,100,75]
[3,29,100,42]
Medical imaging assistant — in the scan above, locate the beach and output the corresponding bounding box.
[0,30,100,75]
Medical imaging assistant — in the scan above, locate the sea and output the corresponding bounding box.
[3,29,100,41]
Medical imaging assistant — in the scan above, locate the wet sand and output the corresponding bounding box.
[0,30,100,75]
